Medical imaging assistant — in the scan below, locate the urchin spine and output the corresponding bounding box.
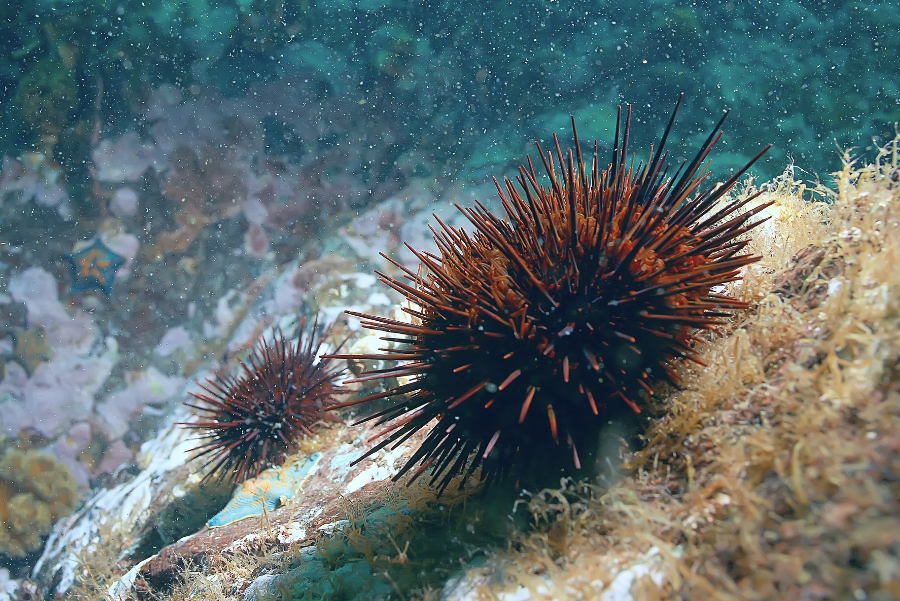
[330,96,771,492]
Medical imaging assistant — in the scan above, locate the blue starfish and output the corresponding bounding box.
[64,239,125,295]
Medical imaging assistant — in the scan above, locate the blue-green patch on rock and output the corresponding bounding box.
[207,453,321,528]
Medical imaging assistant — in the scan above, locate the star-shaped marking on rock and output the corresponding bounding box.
[64,238,125,295]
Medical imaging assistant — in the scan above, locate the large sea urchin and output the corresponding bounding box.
[180,318,344,483]
[331,96,772,492]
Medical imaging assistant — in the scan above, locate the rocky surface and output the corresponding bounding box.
[26,247,416,598]
[133,422,430,595]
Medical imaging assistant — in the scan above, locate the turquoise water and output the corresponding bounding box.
[1,0,897,189]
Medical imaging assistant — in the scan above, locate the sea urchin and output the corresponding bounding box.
[180,318,344,484]
[330,95,773,492]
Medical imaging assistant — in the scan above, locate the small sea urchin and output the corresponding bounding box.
[180,318,344,484]
[330,95,773,492]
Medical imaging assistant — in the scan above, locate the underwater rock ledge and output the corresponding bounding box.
[28,143,900,600]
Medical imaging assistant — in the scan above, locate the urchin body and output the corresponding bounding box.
[334,96,771,492]
[181,318,343,484]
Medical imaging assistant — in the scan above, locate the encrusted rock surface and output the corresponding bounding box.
[134,422,429,595]
[29,251,412,599]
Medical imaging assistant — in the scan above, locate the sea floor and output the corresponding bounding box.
[1,77,899,598]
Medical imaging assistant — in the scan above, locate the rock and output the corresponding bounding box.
[135,423,429,593]
[29,251,417,598]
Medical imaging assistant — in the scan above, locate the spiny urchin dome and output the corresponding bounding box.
[180,317,345,484]
[329,95,772,493]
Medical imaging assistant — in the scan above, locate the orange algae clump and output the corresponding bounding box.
[0,448,80,558]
